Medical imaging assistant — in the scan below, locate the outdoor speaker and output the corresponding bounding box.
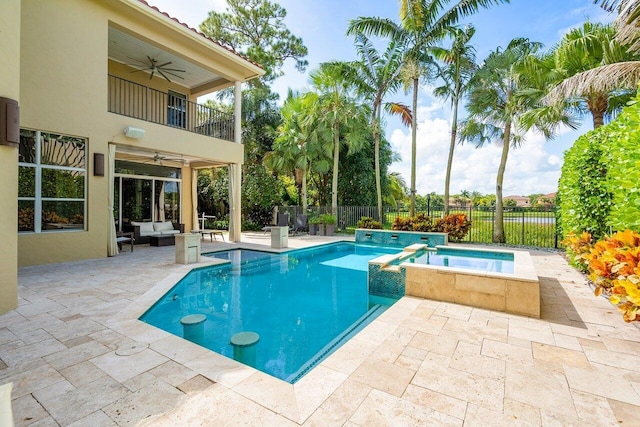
[124,126,145,139]
[94,153,104,177]
[0,97,19,148]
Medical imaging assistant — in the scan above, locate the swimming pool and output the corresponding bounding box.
[139,242,399,383]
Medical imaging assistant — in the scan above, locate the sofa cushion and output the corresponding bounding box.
[154,221,174,232]
[160,229,180,235]
[138,222,155,236]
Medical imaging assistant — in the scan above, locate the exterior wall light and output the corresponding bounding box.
[124,126,145,139]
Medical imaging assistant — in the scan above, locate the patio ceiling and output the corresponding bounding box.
[115,146,229,169]
[108,26,225,90]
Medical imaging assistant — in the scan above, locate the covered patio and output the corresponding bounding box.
[2,234,639,425]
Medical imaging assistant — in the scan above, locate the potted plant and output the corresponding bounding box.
[308,216,321,236]
[321,213,337,236]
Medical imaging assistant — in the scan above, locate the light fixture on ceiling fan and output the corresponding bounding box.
[148,152,185,166]
[123,152,185,166]
[127,55,186,82]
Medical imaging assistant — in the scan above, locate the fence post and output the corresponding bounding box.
[521,209,525,245]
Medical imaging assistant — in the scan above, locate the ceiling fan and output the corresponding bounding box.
[123,152,185,166]
[127,55,185,82]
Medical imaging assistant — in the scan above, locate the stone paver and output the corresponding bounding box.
[0,234,639,425]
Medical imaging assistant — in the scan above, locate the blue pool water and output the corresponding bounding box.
[139,243,400,383]
[402,248,514,274]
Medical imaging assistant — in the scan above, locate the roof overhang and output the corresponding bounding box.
[108,0,264,96]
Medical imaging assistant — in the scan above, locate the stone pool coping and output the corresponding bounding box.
[5,234,640,425]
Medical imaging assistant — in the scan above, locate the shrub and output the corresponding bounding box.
[308,216,322,225]
[241,219,264,231]
[603,101,640,233]
[558,127,611,240]
[412,213,435,232]
[320,214,337,225]
[18,207,34,231]
[357,216,382,229]
[562,231,593,273]
[392,216,413,231]
[584,230,640,322]
[438,213,472,242]
[391,213,471,241]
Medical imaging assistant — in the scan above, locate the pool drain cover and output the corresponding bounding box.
[115,342,149,356]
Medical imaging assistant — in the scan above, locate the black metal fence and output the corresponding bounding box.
[277,205,560,249]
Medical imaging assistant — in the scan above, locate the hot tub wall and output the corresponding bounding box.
[355,229,448,247]
[404,251,540,318]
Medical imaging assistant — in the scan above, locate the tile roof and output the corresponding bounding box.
[137,0,263,70]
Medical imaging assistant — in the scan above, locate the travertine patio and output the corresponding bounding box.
[2,234,640,426]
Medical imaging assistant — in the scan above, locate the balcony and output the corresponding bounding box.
[108,75,234,142]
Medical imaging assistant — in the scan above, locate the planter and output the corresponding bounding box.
[318,224,326,236]
[308,223,318,236]
[325,224,335,236]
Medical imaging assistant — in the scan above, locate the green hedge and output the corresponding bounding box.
[558,126,611,239]
[559,95,640,238]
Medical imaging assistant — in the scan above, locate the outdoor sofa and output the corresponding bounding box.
[124,221,184,245]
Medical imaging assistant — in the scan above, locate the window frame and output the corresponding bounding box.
[18,129,88,234]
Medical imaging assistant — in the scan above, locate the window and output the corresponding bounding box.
[18,129,87,233]
[167,90,186,128]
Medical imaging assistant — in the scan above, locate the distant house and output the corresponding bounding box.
[540,193,557,206]
[504,196,530,207]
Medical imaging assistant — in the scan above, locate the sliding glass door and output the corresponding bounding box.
[114,161,181,230]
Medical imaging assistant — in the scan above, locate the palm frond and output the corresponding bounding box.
[346,17,406,42]
[546,61,640,103]
[385,102,413,127]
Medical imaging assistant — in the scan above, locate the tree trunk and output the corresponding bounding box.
[588,94,607,129]
[331,118,340,217]
[302,169,307,215]
[592,108,605,129]
[444,95,459,217]
[373,107,382,221]
[409,77,418,217]
[494,121,511,243]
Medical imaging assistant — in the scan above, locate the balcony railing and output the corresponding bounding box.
[108,75,234,142]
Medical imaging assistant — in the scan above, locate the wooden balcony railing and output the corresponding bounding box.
[108,75,235,142]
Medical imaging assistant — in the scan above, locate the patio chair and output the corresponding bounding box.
[290,214,307,236]
[116,231,135,252]
[262,212,290,233]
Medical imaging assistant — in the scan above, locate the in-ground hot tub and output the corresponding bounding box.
[367,242,540,318]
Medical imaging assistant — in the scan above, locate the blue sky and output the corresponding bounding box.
[149,0,611,196]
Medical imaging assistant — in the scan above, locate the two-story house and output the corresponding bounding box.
[0,0,263,314]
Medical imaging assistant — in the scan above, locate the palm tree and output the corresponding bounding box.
[266,91,330,214]
[432,24,477,215]
[546,21,640,128]
[461,38,575,243]
[345,34,412,221]
[596,0,640,51]
[310,62,368,216]
[384,172,409,210]
[347,0,510,217]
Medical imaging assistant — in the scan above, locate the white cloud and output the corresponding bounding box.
[389,111,564,197]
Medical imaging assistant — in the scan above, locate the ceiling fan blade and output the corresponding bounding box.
[162,70,184,80]
[157,61,172,68]
[157,69,172,82]
[160,68,185,73]
[149,69,155,80]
